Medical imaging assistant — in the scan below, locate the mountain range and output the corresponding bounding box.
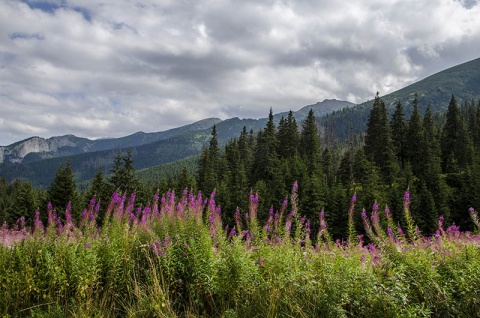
[0,99,354,187]
[1,56,480,188]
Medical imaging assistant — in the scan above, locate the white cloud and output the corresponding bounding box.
[0,0,479,145]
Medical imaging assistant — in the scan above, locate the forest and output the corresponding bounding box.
[3,93,480,317]
[2,94,480,240]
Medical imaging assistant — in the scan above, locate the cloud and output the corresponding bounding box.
[0,0,479,145]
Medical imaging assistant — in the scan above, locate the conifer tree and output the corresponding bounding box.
[405,95,424,177]
[421,105,450,222]
[8,180,36,225]
[197,125,220,195]
[441,95,474,173]
[364,93,398,184]
[109,148,138,195]
[390,101,407,169]
[300,109,322,175]
[47,160,78,219]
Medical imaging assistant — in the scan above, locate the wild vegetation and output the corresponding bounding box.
[1,93,480,316]
[2,183,480,317]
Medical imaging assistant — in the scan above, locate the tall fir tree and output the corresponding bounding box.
[47,160,79,219]
[390,101,407,169]
[300,109,322,175]
[197,125,220,195]
[364,93,398,184]
[405,94,424,177]
[109,148,138,195]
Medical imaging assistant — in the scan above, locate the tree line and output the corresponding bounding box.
[2,94,480,239]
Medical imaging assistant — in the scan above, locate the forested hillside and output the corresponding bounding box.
[320,57,480,140]
[194,94,480,238]
[2,93,480,242]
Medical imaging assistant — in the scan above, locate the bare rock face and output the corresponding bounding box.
[0,136,78,164]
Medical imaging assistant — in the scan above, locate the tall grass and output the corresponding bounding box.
[1,185,480,317]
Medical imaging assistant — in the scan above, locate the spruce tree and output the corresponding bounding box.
[108,149,138,195]
[364,93,398,184]
[390,101,407,169]
[47,160,78,219]
[300,109,322,175]
[197,125,220,195]
[405,95,424,177]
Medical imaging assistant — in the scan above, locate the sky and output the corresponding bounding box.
[1,0,480,146]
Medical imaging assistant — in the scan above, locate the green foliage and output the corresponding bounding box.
[364,93,398,184]
[46,160,79,220]
[2,189,480,317]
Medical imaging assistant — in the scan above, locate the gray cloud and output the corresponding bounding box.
[0,0,479,145]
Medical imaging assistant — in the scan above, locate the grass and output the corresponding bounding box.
[1,185,480,317]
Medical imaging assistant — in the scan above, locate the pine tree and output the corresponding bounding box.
[322,148,335,187]
[405,94,424,177]
[7,180,36,225]
[108,149,138,194]
[197,125,220,195]
[47,160,79,219]
[441,96,463,173]
[390,101,407,169]
[277,111,299,159]
[421,105,450,222]
[300,109,322,175]
[364,93,398,184]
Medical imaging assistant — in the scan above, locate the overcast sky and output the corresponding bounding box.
[1,0,479,145]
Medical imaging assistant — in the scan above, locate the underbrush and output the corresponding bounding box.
[1,186,480,317]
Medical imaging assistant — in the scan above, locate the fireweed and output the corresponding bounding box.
[0,185,480,317]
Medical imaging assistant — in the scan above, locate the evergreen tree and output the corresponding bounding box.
[47,160,79,219]
[421,105,450,222]
[108,149,138,194]
[300,109,322,175]
[364,93,398,184]
[7,180,36,225]
[441,95,474,173]
[390,101,407,169]
[322,148,335,187]
[277,111,299,159]
[405,95,424,177]
[251,109,284,209]
[338,149,354,187]
[197,125,220,195]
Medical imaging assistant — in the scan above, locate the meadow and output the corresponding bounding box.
[1,184,480,317]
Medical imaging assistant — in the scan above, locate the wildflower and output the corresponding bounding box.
[352,193,357,203]
[361,209,367,219]
[387,227,394,238]
[229,227,236,238]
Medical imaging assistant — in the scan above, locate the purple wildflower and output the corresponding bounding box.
[361,209,367,219]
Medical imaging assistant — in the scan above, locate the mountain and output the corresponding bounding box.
[0,99,351,187]
[0,117,222,164]
[320,57,480,140]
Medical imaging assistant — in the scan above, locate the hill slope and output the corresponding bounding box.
[321,57,480,139]
[0,100,351,187]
